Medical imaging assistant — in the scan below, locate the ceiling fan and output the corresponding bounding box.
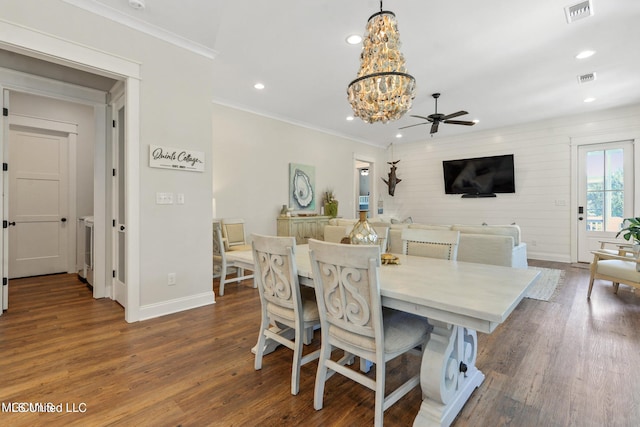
[400,93,475,134]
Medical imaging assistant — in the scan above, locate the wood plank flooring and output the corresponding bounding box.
[0,260,639,426]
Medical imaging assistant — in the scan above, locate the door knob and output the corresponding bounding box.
[8,221,15,226]
[61,218,67,222]
[578,217,584,221]
[120,225,125,231]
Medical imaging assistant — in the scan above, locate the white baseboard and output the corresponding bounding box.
[527,251,571,263]
[139,291,215,321]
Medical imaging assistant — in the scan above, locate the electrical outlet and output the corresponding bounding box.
[168,273,176,286]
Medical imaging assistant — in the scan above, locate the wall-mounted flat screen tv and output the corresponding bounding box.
[442,154,515,196]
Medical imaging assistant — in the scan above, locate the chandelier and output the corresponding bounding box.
[347,1,416,124]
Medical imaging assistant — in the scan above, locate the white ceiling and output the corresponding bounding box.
[64,0,640,147]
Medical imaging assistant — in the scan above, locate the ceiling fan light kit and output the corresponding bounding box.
[347,1,416,124]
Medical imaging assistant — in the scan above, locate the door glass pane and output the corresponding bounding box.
[585,148,625,232]
[586,151,603,191]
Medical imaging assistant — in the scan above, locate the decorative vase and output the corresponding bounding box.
[349,210,378,245]
[325,201,338,218]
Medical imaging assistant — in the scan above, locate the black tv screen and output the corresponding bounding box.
[443,154,515,195]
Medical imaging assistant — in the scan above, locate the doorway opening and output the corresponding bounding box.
[354,157,375,219]
[0,28,141,322]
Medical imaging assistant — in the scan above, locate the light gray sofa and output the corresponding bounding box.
[324,218,528,268]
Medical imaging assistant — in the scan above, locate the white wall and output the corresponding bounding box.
[10,92,95,217]
[211,104,385,238]
[1,0,215,316]
[384,104,640,262]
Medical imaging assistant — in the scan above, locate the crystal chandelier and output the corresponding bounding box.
[347,1,416,124]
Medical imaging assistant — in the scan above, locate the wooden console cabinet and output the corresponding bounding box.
[277,216,331,244]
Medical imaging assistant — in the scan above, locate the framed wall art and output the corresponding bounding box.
[289,163,315,212]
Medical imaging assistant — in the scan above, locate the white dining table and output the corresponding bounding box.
[226,244,539,427]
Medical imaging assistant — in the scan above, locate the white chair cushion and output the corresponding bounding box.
[597,259,640,283]
[227,244,252,251]
[329,308,429,354]
[268,286,319,323]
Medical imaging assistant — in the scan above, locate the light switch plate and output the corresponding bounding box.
[156,192,174,204]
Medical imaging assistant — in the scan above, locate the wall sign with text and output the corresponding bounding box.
[149,145,205,172]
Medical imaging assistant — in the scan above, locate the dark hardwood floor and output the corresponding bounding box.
[0,260,638,426]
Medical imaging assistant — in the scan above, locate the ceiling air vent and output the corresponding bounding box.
[578,72,597,84]
[565,0,594,23]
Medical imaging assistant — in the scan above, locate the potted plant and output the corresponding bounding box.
[616,217,640,251]
[323,190,338,218]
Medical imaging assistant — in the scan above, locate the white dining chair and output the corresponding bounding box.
[308,239,430,427]
[252,234,320,395]
[401,228,460,260]
[372,225,390,253]
[221,218,252,251]
[213,221,254,296]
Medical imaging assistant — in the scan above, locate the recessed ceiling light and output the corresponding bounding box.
[346,116,354,121]
[576,50,596,59]
[254,83,265,90]
[346,34,363,45]
[395,133,402,138]
[583,97,596,103]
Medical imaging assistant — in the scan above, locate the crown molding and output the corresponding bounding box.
[63,0,218,60]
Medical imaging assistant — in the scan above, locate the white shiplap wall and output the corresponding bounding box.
[382,104,640,262]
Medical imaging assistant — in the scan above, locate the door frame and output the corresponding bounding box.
[110,88,126,306]
[0,21,141,322]
[8,113,78,277]
[353,154,376,218]
[570,132,639,263]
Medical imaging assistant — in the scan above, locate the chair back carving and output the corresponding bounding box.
[252,234,302,319]
[309,240,381,349]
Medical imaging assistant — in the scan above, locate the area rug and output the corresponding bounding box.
[525,267,565,301]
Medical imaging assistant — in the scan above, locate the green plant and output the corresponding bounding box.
[616,217,640,244]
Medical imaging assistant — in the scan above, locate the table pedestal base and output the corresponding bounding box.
[413,323,483,427]
[413,368,483,426]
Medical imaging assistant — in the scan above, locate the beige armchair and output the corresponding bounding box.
[587,249,640,298]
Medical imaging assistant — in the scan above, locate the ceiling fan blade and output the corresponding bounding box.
[441,110,468,120]
[430,121,439,134]
[399,122,429,130]
[410,115,432,121]
[443,120,476,126]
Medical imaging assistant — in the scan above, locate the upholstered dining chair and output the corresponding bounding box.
[252,234,320,396]
[213,221,254,296]
[372,225,390,253]
[308,239,430,427]
[401,228,461,261]
[221,218,252,252]
[587,249,640,298]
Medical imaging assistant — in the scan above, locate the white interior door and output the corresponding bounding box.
[577,141,634,262]
[8,118,72,278]
[112,97,126,307]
